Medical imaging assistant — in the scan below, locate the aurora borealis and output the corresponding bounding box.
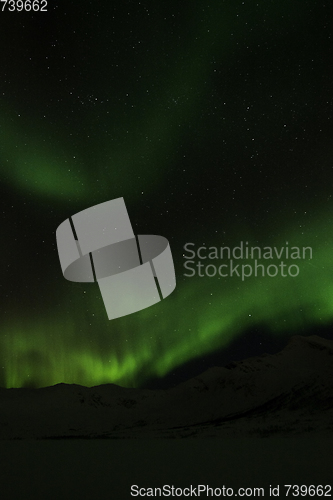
[1,0,332,389]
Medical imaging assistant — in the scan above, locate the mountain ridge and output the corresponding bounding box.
[1,334,332,439]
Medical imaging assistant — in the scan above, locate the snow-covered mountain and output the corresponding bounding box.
[1,335,333,439]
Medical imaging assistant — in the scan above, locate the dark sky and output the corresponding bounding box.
[1,0,332,389]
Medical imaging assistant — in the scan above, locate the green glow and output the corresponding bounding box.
[0,108,89,200]
[1,209,333,388]
[1,11,223,203]
[0,2,330,388]
[0,1,286,203]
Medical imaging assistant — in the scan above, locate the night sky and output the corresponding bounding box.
[1,0,332,389]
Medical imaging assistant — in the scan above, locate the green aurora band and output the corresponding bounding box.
[1,209,332,388]
[0,1,331,388]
